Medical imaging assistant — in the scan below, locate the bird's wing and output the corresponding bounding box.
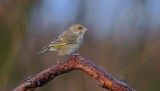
[58,30,78,44]
[37,30,77,55]
[49,38,68,48]
[37,38,66,55]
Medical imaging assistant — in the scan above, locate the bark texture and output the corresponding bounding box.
[14,55,135,91]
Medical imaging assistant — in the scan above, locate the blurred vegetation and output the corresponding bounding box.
[0,0,37,90]
[0,0,160,91]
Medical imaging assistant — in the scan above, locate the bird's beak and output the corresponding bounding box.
[83,28,88,32]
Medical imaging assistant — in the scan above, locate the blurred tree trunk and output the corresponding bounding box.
[0,0,38,90]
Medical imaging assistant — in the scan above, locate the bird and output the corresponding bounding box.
[37,24,88,63]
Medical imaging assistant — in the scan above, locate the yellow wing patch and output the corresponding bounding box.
[50,42,68,48]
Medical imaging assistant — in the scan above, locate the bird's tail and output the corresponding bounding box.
[36,46,49,55]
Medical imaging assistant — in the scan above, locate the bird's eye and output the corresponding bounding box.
[78,27,83,29]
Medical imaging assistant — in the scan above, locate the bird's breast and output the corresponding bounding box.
[76,36,83,46]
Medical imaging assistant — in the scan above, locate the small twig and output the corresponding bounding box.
[14,55,135,91]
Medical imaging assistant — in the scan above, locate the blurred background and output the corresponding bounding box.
[0,0,160,91]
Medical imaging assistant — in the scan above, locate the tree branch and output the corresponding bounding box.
[14,55,135,91]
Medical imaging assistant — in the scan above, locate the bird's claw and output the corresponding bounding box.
[71,53,80,59]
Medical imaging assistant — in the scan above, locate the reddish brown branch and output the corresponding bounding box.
[14,55,135,91]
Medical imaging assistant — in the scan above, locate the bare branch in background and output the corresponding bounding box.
[14,55,135,91]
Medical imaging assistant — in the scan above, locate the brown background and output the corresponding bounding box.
[0,0,160,91]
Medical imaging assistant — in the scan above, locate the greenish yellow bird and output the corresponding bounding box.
[38,24,88,56]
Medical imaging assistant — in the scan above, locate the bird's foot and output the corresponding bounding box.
[71,53,80,56]
[71,53,80,59]
[57,60,62,65]
[57,60,60,65]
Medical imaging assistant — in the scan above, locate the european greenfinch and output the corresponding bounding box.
[38,24,87,56]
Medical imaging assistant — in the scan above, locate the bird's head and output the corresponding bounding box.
[69,24,88,35]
